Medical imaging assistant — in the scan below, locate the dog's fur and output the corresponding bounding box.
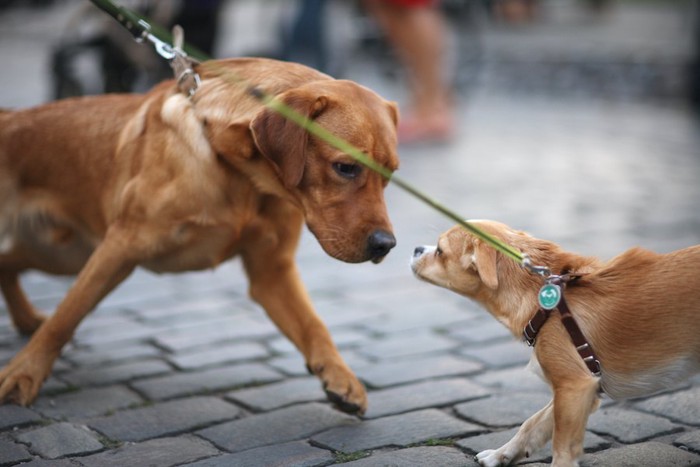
[411,220,700,466]
[0,58,401,413]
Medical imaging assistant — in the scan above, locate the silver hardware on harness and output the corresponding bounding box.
[521,254,551,278]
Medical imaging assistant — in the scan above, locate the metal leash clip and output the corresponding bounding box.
[521,254,551,278]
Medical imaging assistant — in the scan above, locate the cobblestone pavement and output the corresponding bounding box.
[1,1,700,466]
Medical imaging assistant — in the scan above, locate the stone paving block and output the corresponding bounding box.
[152,317,277,352]
[454,392,552,427]
[457,428,610,463]
[580,441,700,467]
[167,342,269,370]
[635,386,700,426]
[473,366,550,392]
[131,363,282,400]
[87,396,240,442]
[675,430,700,453]
[63,342,163,367]
[0,439,32,465]
[357,354,483,388]
[343,446,476,467]
[61,359,172,386]
[587,406,682,443]
[312,409,482,453]
[39,376,71,397]
[73,321,161,347]
[226,377,325,411]
[33,385,143,420]
[0,404,42,430]
[197,402,356,453]
[184,441,334,467]
[361,306,474,335]
[459,339,533,368]
[358,332,459,360]
[447,319,515,345]
[15,460,76,467]
[16,422,103,459]
[75,435,219,467]
[268,329,369,355]
[364,377,490,419]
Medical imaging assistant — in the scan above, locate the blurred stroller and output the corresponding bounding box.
[51,0,222,98]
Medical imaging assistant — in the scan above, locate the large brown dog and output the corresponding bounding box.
[0,58,400,413]
[411,220,700,466]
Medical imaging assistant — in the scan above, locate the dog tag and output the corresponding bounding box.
[538,283,561,310]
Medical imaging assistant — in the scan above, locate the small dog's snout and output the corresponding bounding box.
[413,246,425,257]
[367,230,396,262]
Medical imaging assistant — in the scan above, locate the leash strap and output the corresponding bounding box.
[523,276,602,377]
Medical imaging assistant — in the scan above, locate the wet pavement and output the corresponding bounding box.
[1,1,699,466]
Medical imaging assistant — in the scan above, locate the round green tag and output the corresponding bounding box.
[538,283,561,310]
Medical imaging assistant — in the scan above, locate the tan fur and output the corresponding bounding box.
[0,58,401,414]
[411,220,700,466]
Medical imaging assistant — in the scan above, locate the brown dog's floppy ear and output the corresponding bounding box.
[473,240,499,290]
[250,90,328,188]
[206,122,255,163]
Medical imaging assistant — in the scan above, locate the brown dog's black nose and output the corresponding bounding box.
[367,230,396,262]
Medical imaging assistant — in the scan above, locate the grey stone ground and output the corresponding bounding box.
[1,1,699,466]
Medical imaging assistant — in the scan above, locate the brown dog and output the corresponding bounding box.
[411,220,700,466]
[0,57,400,413]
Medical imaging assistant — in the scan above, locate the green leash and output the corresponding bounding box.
[88,0,548,274]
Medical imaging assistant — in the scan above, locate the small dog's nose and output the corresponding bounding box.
[413,246,425,257]
[367,230,396,261]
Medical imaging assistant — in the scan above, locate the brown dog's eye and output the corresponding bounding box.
[333,162,362,179]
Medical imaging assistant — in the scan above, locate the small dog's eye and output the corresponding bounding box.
[435,247,443,257]
[333,162,362,179]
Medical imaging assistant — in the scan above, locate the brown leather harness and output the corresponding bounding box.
[523,274,602,377]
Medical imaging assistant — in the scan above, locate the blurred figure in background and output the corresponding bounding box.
[364,0,454,144]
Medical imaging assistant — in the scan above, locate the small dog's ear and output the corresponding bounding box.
[250,90,328,189]
[473,241,499,289]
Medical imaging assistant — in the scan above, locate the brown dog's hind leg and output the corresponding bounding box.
[0,272,47,335]
[0,228,139,406]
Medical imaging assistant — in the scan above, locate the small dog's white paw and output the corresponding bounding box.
[475,449,510,467]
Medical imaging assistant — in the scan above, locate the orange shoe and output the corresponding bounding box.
[397,112,455,145]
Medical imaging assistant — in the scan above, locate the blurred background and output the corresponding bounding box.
[1,0,698,110]
[0,0,699,276]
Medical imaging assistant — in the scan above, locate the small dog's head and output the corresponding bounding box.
[249,80,400,264]
[411,220,597,317]
[411,221,516,299]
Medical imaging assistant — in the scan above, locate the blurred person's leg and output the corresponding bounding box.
[365,0,454,144]
[281,0,329,73]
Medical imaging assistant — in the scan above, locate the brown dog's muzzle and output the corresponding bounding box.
[367,229,396,264]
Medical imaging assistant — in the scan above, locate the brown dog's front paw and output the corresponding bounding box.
[0,352,52,406]
[307,360,367,415]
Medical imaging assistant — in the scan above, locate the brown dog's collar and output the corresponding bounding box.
[523,275,602,377]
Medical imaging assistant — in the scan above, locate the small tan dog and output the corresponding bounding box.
[0,57,400,413]
[411,220,700,466]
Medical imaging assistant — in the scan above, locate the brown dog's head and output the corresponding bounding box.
[249,79,400,263]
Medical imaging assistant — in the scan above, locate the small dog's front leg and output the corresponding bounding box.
[476,400,554,467]
[550,379,600,467]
